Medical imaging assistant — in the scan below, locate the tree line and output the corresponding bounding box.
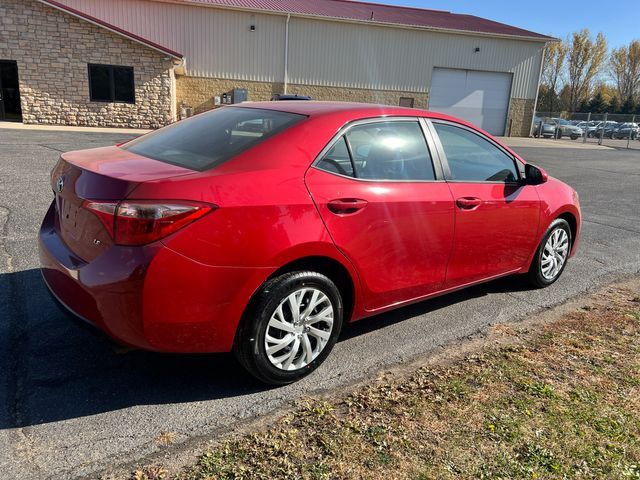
[537,30,640,115]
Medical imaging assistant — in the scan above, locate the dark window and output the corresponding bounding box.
[316,137,354,177]
[88,64,135,103]
[345,121,435,181]
[123,107,306,171]
[433,123,519,183]
[399,97,415,108]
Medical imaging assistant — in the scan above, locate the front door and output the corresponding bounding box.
[429,121,540,287]
[305,119,455,311]
[0,61,22,122]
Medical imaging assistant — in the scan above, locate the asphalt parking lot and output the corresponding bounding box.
[534,135,640,150]
[1,128,639,479]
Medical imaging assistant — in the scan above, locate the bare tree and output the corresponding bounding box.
[566,30,608,111]
[609,40,640,103]
[541,41,567,112]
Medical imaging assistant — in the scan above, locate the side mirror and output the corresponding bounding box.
[525,164,548,185]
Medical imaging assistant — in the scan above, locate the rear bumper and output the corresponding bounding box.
[39,203,273,353]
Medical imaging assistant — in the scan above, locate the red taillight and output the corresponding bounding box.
[83,200,214,246]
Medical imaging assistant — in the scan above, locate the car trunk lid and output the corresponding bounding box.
[50,147,194,262]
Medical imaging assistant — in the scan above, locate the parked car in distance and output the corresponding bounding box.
[532,116,557,138]
[39,102,581,385]
[612,122,639,139]
[594,121,619,138]
[552,118,583,140]
[271,94,313,101]
[577,121,600,138]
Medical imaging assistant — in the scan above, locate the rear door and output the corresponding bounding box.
[305,118,455,311]
[428,120,540,287]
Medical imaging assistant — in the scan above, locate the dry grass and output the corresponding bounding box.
[155,432,178,447]
[142,284,640,480]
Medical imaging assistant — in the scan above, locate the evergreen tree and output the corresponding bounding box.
[578,99,590,112]
[588,92,608,113]
[609,96,621,113]
[620,97,636,114]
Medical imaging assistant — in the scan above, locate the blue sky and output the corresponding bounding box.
[384,0,637,48]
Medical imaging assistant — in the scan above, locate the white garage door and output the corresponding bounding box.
[429,68,513,136]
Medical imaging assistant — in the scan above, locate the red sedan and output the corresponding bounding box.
[39,102,581,384]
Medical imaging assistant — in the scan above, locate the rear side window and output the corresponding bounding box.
[316,137,354,177]
[123,107,305,171]
[316,121,436,181]
[433,123,519,183]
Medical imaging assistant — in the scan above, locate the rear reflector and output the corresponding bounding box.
[83,200,214,246]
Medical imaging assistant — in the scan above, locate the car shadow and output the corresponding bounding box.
[340,274,532,340]
[0,268,532,429]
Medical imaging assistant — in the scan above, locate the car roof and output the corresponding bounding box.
[232,100,466,123]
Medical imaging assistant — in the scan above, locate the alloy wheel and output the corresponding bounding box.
[264,288,334,371]
[540,228,569,280]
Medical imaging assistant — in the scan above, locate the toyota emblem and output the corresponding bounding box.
[56,176,65,193]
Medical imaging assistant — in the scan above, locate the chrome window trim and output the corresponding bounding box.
[427,119,524,184]
[311,116,445,183]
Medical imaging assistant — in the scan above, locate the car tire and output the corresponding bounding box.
[234,271,343,385]
[527,218,572,288]
[571,134,578,140]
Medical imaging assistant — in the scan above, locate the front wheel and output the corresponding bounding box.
[234,271,343,385]
[527,219,572,288]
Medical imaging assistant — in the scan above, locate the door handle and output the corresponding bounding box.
[456,197,482,210]
[327,198,368,215]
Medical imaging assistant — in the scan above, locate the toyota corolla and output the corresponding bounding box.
[39,102,581,384]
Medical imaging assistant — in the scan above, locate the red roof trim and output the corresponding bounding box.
[37,0,184,59]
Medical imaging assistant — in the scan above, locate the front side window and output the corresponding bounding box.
[123,107,306,171]
[433,123,519,183]
[89,64,135,103]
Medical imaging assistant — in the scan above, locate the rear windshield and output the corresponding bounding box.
[122,107,306,171]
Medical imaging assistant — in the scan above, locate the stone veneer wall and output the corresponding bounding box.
[176,76,535,137]
[176,76,428,115]
[0,0,175,128]
[507,98,535,137]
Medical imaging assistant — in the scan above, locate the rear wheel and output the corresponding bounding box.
[527,219,572,288]
[234,271,343,385]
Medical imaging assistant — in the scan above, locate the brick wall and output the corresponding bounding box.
[176,76,428,115]
[507,98,535,137]
[0,0,175,128]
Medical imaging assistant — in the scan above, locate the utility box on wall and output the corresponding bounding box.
[232,88,248,104]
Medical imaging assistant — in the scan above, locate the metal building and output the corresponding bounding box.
[0,0,553,135]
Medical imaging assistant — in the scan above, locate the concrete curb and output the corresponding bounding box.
[0,122,151,135]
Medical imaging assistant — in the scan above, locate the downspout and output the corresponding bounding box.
[284,13,290,94]
[530,44,546,137]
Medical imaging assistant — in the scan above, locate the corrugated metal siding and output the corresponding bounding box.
[53,0,544,98]
[56,0,286,80]
[78,0,553,40]
[288,17,543,98]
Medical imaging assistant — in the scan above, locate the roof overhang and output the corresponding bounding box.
[36,0,185,60]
